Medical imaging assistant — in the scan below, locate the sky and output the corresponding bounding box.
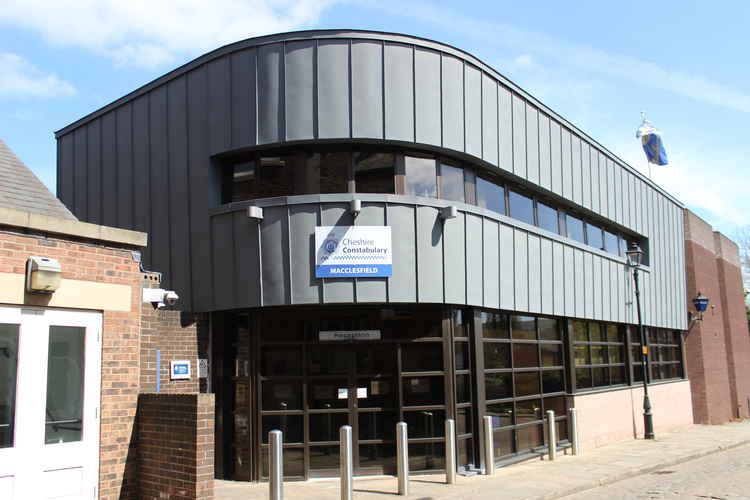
[1,0,748,238]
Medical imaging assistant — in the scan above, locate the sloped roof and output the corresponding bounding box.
[0,138,75,220]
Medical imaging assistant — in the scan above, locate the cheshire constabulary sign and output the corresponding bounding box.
[315,226,392,278]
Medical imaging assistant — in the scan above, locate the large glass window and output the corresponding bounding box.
[476,175,505,215]
[482,313,566,461]
[649,329,684,381]
[537,202,559,234]
[45,326,85,444]
[309,152,350,194]
[508,191,534,225]
[404,156,438,198]
[0,324,18,449]
[573,321,626,390]
[440,162,465,202]
[355,152,395,194]
[566,214,585,244]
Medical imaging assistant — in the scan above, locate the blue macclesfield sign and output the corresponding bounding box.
[315,226,392,278]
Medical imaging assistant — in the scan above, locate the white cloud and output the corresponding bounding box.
[386,1,750,115]
[0,0,340,68]
[0,52,75,98]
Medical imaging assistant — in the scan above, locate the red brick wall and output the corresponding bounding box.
[684,238,732,423]
[683,210,750,424]
[140,307,202,393]
[0,227,143,499]
[715,245,750,419]
[137,394,215,500]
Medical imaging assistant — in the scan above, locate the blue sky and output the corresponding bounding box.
[1,0,748,237]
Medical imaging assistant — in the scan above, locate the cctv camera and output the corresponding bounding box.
[164,290,179,306]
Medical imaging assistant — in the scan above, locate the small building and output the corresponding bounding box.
[0,138,213,499]
[48,30,750,493]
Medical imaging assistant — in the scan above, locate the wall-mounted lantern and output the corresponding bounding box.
[690,291,710,324]
[247,205,263,220]
[440,206,458,220]
[25,256,62,293]
[350,199,362,217]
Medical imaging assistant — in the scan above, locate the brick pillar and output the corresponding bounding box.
[683,211,732,424]
[714,233,750,419]
[137,393,215,499]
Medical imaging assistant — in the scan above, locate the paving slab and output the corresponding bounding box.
[216,420,750,500]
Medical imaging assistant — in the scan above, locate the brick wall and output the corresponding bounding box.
[714,233,750,419]
[683,210,750,424]
[0,227,143,499]
[140,306,202,393]
[137,394,215,500]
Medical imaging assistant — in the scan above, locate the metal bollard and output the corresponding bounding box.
[568,407,580,455]
[483,416,495,475]
[269,430,283,500]
[340,425,353,500]
[546,410,557,461]
[396,422,409,496]
[445,418,457,484]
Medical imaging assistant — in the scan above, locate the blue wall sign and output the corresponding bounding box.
[315,226,392,278]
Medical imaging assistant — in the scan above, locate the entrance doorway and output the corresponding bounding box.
[306,344,397,477]
[0,306,101,500]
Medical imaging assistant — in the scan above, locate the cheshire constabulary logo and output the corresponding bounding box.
[324,236,338,253]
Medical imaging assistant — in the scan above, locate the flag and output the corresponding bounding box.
[636,120,668,165]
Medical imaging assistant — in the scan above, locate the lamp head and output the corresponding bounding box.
[693,292,709,312]
[625,243,643,267]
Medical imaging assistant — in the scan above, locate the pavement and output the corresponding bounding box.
[215,420,750,500]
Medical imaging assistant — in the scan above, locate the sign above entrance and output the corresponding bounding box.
[315,226,392,278]
[319,330,382,341]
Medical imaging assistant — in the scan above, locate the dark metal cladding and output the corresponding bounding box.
[54,30,686,328]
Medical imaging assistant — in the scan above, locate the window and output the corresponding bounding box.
[508,190,534,225]
[481,313,567,460]
[537,202,559,234]
[649,329,684,381]
[0,324,19,448]
[355,152,395,194]
[573,321,626,390]
[566,214,585,244]
[440,162,465,202]
[604,230,619,255]
[476,175,505,215]
[404,156,437,198]
[586,223,603,250]
[309,152,350,194]
[46,326,85,444]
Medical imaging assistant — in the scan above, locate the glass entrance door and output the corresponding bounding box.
[307,345,397,477]
[0,306,101,500]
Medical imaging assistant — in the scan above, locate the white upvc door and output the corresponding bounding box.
[0,306,101,500]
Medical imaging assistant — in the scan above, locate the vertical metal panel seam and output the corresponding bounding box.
[313,39,319,140]
[464,210,469,304]
[462,61,467,154]
[412,44,417,143]
[439,53,444,148]
[98,117,103,229]
[114,108,119,225]
[71,130,76,216]
[381,40,386,140]
[495,82,500,169]
[479,70,484,160]
[130,101,135,232]
[481,215,486,306]
[184,76,195,311]
[281,41,287,141]
[347,39,353,139]
[253,47,259,145]
[165,84,174,292]
[384,203,390,303]
[257,218,264,307]
[414,205,420,302]
[497,217,501,309]
[286,206,294,304]
[228,52,234,148]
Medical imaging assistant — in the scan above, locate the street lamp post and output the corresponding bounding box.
[625,243,655,440]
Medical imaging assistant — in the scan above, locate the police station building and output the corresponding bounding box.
[55,30,692,482]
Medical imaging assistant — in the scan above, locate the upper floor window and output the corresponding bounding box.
[404,156,437,198]
[476,175,505,215]
[537,202,559,234]
[566,214,585,244]
[221,145,647,263]
[508,190,534,226]
[440,161,465,203]
[355,152,395,194]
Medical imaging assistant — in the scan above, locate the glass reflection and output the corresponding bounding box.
[404,156,437,198]
[0,324,19,449]
[310,413,349,442]
[516,399,542,424]
[514,372,540,397]
[476,176,505,215]
[355,152,395,193]
[484,343,510,369]
[262,381,302,410]
[482,312,509,338]
[404,410,446,438]
[511,315,536,340]
[487,402,513,427]
[508,190,534,225]
[516,424,543,452]
[485,373,512,400]
[403,376,444,406]
[440,162,465,202]
[45,326,85,444]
